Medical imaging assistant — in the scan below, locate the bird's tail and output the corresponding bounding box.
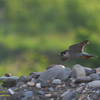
[82,52,97,59]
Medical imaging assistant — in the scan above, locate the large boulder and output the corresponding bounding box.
[37,65,65,83]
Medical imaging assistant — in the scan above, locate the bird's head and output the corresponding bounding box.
[59,51,70,61]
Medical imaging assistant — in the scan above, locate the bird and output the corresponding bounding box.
[59,40,97,61]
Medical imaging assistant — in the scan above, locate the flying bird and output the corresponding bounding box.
[59,40,97,61]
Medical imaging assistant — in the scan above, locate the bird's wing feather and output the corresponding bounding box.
[68,40,89,53]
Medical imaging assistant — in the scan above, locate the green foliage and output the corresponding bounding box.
[0,0,99,77]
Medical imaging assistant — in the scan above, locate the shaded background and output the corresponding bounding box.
[0,0,99,77]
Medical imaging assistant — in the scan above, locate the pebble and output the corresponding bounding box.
[38,90,45,95]
[23,91,34,97]
[62,90,77,100]
[76,87,83,93]
[27,82,34,86]
[36,83,41,88]
[61,89,70,97]
[45,94,52,97]
[52,79,61,84]
[48,87,54,92]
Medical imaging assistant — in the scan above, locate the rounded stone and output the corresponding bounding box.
[52,79,61,84]
[23,91,33,97]
[57,68,71,81]
[86,80,100,88]
[72,64,86,78]
[36,83,41,88]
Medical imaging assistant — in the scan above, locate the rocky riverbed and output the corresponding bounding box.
[0,64,100,100]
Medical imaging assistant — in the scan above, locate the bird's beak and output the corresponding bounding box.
[59,53,61,56]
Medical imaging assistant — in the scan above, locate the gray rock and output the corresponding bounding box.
[72,64,86,78]
[0,76,18,87]
[23,91,33,97]
[83,66,92,76]
[84,68,96,76]
[18,75,28,83]
[89,73,100,81]
[48,87,54,92]
[21,97,28,100]
[46,65,58,70]
[61,89,70,97]
[38,90,45,95]
[9,92,19,100]
[16,82,26,88]
[96,68,100,74]
[76,76,91,83]
[62,90,77,100]
[0,97,6,100]
[70,70,76,78]
[37,65,65,83]
[57,68,71,81]
[76,87,83,93]
[52,79,61,84]
[86,80,100,88]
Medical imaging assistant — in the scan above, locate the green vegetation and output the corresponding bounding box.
[0,0,99,77]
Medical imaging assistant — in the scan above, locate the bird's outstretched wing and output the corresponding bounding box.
[68,40,89,53]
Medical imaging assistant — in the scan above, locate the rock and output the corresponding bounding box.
[78,94,87,100]
[45,94,52,97]
[38,90,45,95]
[61,89,70,97]
[70,70,76,78]
[89,73,100,81]
[18,75,28,83]
[57,68,71,81]
[85,69,96,76]
[21,97,28,100]
[48,87,54,92]
[83,67,92,76]
[79,83,86,87]
[52,93,58,98]
[47,65,58,70]
[5,73,11,77]
[76,87,83,93]
[36,83,41,88]
[39,95,47,100]
[72,64,86,77]
[52,79,61,84]
[76,76,91,82]
[0,76,18,87]
[23,91,33,97]
[31,78,35,82]
[9,92,19,100]
[86,80,100,88]
[27,82,34,86]
[0,97,6,100]
[16,82,26,88]
[37,65,65,83]
[96,68,100,74]
[70,78,76,83]
[62,90,77,100]
[29,72,35,76]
